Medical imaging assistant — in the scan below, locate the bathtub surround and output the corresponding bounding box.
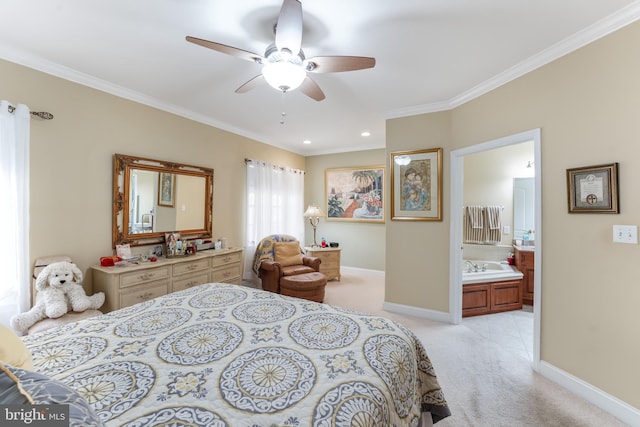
[462,243,512,263]
[462,260,523,284]
[462,260,524,317]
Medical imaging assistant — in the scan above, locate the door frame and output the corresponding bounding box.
[449,128,542,370]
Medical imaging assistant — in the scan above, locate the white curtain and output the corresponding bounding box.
[244,159,304,280]
[0,101,30,327]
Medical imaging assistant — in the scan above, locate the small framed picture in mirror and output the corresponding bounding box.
[158,172,176,207]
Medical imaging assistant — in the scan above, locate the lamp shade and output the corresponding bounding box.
[262,61,306,92]
[303,205,325,217]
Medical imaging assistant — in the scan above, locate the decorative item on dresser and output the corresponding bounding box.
[514,246,535,305]
[91,248,243,312]
[304,246,341,281]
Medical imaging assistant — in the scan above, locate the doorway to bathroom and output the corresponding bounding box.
[449,129,541,369]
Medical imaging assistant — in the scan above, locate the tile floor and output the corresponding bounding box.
[462,305,534,362]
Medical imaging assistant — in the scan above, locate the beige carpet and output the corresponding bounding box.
[322,268,628,427]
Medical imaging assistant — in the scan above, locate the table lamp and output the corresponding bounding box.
[303,205,325,247]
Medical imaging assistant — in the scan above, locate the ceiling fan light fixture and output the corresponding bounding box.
[262,61,306,92]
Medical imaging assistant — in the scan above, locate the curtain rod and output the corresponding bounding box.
[245,158,305,174]
[7,105,54,120]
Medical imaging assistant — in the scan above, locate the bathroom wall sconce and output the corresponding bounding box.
[303,205,325,247]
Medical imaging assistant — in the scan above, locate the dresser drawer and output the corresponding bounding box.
[211,251,242,268]
[211,263,241,282]
[119,266,171,288]
[172,272,210,292]
[173,258,210,276]
[120,280,169,307]
[319,259,339,269]
[316,252,339,262]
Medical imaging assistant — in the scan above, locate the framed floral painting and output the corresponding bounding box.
[390,148,442,221]
[325,166,385,223]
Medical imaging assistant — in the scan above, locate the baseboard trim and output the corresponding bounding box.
[538,361,640,426]
[382,301,453,324]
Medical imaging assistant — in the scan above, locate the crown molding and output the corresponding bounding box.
[386,1,640,119]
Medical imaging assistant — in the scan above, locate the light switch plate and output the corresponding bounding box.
[613,225,638,244]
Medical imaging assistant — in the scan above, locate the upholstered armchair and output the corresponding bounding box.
[252,234,321,293]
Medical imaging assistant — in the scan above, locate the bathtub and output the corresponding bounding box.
[462,260,523,284]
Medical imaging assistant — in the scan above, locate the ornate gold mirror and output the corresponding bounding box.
[112,154,213,247]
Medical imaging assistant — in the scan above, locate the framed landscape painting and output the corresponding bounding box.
[390,148,442,221]
[325,166,385,223]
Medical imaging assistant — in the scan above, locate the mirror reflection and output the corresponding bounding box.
[128,170,206,235]
[513,177,534,240]
[113,154,213,247]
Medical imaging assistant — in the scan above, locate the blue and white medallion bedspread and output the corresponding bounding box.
[23,283,450,426]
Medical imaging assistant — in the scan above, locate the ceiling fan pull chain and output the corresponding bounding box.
[280,90,287,125]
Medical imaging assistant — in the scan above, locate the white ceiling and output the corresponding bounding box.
[1,1,638,155]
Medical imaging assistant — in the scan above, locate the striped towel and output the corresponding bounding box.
[463,206,503,244]
[464,206,485,243]
[467,206,483,228]
[485,206,502,244]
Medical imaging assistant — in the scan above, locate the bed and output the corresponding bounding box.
[21,283,450,426]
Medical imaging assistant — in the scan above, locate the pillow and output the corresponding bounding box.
[274,241,303,267]
[0,324,33,370]
[0,362,103,426]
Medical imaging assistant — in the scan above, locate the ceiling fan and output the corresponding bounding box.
[186,0,375,101]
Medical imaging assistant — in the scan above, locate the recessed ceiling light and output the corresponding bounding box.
[361,131,371,137]
[303,140,312,144]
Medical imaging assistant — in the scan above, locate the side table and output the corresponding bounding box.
[304,247,341,281]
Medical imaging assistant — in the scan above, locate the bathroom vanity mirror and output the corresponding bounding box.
[112,153,213,248]
[513,177,534,240]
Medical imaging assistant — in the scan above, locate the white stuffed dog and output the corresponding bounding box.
[10,261,105,334]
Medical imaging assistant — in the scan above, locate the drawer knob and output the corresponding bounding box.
[138,292,153,300]
[140,273,155,280]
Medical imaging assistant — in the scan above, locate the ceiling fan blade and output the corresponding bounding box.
[298,76,325,101]
[186,36,263,63]
[235,75,266,94]
[275,0,303,55]
[306,56,376,73]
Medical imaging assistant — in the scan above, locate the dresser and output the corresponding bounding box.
[92,247,243,312]
[514,246,535,305]
[304,247,341,281]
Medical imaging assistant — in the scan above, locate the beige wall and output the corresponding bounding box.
[305,149,386,270]
[387,22,640,409]
[386,112,452,312]
[0,58,304,286]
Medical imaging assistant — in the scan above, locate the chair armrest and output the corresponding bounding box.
[259,259,282,273]
[259,260,283,293]
[303,256,321,272]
